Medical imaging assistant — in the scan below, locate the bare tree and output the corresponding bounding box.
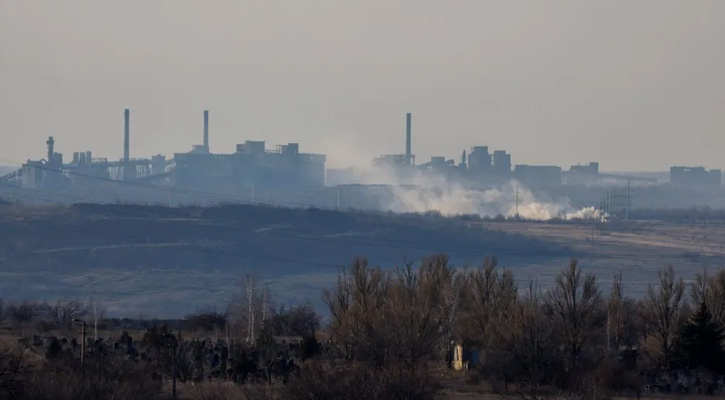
[42,299,87,330]
[272,302,320,338]
[227,274,274,345]
[545,259,603,385]
[511,281,555,400]
[323,262,356,360]
[323,258,392,365]
[437,264,465,362]
[640,265,685,371]
[245,274,257,344]
[691,267,710,307]
[261,284,271,324]
[0,342,28,399]
[7,301,39,327]
[607,272,624,353]
[458,257,517,350]
[87,297,107,341]
[388,255,454,368]
[691,267,725,327]
[708,269,725,326]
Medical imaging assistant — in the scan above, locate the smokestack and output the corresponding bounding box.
[203,110,209,150]
[124,108,130,163]
[405,112,412,165]
[46,136,55,161]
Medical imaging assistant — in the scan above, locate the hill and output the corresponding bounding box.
[1,202,724,317]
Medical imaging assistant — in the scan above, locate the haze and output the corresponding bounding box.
[1,0,723,171]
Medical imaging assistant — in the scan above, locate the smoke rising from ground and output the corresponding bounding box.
[350,166,607,221]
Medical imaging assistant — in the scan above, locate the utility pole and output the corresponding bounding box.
[93,300,98,341]
[262,285,268,324]
[172,343,177,400]
[424,184,429,212]
[73,318,87,370]
[625,180,631,220]
[166,335,178,400]
[606,299,610,355]
[245,275,256,344]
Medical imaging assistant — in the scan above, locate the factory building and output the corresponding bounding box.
[565,162,599,185]
[373,113,416,169]
[670,166,721,190]
[468,146,492,174]
[173,153,234,185]
[236,141,326,189]
[174,141,326,189]
[167,110,327,190]
[1,108,679,209]
[9,109,326,197]
[492,150,512,176]
[514,165,562,188]
[373,154,410,168]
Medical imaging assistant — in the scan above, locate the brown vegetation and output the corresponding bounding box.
[4,256,725,399]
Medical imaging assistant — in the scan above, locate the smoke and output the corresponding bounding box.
[349,166,607,221]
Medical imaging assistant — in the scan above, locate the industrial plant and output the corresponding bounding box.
[0,109,722,214]
[4,109,325,191]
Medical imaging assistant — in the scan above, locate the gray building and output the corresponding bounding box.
[514,165,562,188]
[670,166,721,190]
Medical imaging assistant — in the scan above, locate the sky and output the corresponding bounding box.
[1,0,724,171]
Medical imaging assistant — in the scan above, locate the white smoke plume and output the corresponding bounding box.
[347,166,607,221]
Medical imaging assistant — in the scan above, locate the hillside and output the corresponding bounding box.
[1,202,724,317]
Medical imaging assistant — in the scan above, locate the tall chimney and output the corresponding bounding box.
[124,108,130,163]
[203,110,209,150]
[46,136,55,161]
[405,112,412,165]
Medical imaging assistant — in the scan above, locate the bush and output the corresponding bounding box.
[284,359,441,400]
[5,349,161,400]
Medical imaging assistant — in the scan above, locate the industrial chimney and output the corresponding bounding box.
[405,113,412,165]
[46,136,55,161]
[124,108,130,163]
[203,110,209,151]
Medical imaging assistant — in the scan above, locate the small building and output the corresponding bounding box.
[448,342,481,371]
[452,343,465,371]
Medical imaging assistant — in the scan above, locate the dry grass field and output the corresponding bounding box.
[2,202,725,316]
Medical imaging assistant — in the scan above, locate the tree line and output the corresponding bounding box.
[299,256,725,399]
[4,256,725,400]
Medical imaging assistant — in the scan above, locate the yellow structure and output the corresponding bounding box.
[452,344,465,371]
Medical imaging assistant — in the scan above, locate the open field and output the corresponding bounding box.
[479,219,725,285]
[1,202,724,317]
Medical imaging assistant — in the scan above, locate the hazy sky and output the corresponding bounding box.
[1,1,724,170]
